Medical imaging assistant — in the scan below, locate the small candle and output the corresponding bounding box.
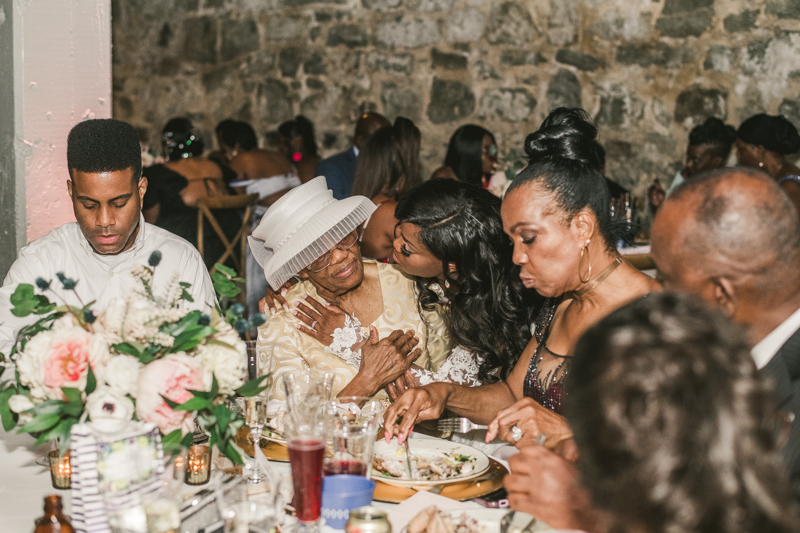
[185,444,211,486]
[48,449,71,490]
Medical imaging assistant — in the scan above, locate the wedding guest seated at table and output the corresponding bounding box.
[142,117,240,270]
[648,117,736,210]
[431,125,501,191]
[277,115,320,184]
[651,167,800,500]
[250,176,451,400]
[506,293,800,532]
[206,118,239,165]
[736,113,800,213]
[385,108,658,449]
[315,112,390,200]
[0,119,215,355]
[351,117,423,261]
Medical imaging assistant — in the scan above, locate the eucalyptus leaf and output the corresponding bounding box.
[19,412,61,433]
[86,366,97,395]
[0,388,18,431]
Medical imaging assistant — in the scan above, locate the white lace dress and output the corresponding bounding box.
[409,346,483,387]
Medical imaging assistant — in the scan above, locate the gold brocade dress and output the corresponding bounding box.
[257,261,451,400]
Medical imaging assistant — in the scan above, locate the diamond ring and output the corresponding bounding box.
[509,425,523,442]
[311,320,318,330]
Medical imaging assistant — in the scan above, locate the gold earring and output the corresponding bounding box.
[579,240,592,283]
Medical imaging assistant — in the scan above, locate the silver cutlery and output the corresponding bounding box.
[437,417,488,434]
[403,438,415,480]
[500,511,538,533]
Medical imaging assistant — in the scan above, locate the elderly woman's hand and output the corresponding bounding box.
[486,397,573,449]
[290,294,347,346]
[359,326,421,390]
[385,369,418,401]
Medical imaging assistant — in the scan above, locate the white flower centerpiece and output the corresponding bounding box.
[0,252,268,462]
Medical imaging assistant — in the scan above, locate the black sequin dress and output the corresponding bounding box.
[523,297,570,415]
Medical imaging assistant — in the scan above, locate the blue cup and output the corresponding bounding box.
[321,475,376,529]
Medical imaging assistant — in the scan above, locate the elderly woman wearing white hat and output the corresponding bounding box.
[249,177,451,400]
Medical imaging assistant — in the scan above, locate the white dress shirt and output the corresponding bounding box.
[0,214,216,355]
[751,306,800,369]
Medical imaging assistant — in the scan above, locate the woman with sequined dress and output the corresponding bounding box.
[384,108,659,454]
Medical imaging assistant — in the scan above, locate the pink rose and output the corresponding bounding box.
[43,336,90,393]
[135,353,204,435]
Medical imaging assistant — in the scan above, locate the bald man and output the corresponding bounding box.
[651,167,800,499]
[315,112,390,200]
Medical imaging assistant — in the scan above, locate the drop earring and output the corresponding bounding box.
[444,280,450,289]
[759,161,764,168]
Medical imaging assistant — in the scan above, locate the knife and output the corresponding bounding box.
[403,438,415,481]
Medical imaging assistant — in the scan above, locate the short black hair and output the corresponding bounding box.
[67,119,142,182]
[688,117,737,160]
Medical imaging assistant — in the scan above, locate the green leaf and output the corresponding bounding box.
[215,264,237,278]
[112,342,142,357]
[179,282,191,288]
[180,289,194,303]
[34,420,65,448]
[171,396,211,412]
[160,395,181,409]
[214,403,232,432]
[32,400,66,416]
[210,374,219,399]
[86,366,97,395]
[0,388,18,431]
[223,441,244,465]
[181,432,193,449]
[61,387,82,404]
[206,339,236,350]
[19,412,61,433]
[235,374,272,397]
[209,425,222,449]
[59,419,77,455]
[161,428,184,446]
[185,388,212,400]
[61,402,83,417]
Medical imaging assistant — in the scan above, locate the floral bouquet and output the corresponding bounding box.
[0,252,268,463]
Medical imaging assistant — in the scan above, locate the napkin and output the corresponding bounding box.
[386,491,481,533]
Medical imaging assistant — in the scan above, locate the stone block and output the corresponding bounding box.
[304,52,326,75]
[279,47,303,77]
[242,53,277,78]
[307,78,324,90]
[182,17,217,64]
[381,82,422,120]
[202,64,239,91]
[374,15,441,48]
[444,9,485,42]
[656,7,713,38]
[431,49,467,70]
[674,85,727,125]
[604,140,636,159]
[766,0,800,19]
[595,85,643,127]
[703,45,735,72]
[427,78,475,123]
[366,52,415,74]
[485,2,536,45]
[221,18,259,61]
[779,98,800,131]
[547,0,577,46]
[555,50,604,71]
[723,10,759,32]
[283,0,347,5]
[661,0,714,15]
[547,68,582,110]
[157,22,173,48]
[204,0,224,8]
[616,43,693,68]
[257,79,294,123]
[265,14,309,41]
[474,60,501,80]
[406,0,457,11]
[478,88,537,122]
[361,0,401,11]
[500,50,546,66]
[327,24,368,47]
[593,10,651,41]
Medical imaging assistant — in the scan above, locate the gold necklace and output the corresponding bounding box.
[574,256,622,297]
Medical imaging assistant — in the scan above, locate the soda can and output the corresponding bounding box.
[345,506,391,533]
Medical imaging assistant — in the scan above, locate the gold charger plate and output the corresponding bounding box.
[236,426,290,462]
[372,457,508,503]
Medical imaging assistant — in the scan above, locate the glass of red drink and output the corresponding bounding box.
[324,397,384,479]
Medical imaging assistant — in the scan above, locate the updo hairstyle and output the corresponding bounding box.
[737,113,800,155]
[162,117,204,161]
[508,108,622,250]
[689,117,737,160]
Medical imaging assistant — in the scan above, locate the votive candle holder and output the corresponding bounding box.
[48,449,71,490]
[185,444,211,486]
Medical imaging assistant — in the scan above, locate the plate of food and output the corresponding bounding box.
[263,411,288,445]
[405,507,551,533]
[372,439,490,487]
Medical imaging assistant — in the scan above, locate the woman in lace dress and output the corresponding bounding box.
[385,108,659,453]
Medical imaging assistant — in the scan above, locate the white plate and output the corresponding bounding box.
[402,509,551,533]
[262,428,287,445]
[372,439,490,487]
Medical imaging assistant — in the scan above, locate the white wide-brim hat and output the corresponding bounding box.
[248,176,377,289]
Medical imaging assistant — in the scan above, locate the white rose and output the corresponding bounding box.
[8,394,35,414]
[102,355,142,397]
[197,343,247,396]
[15,330,53,401]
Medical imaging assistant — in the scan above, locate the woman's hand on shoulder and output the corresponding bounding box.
[259,280,297,314]
[486,397,573,450]
[290,294,347,347]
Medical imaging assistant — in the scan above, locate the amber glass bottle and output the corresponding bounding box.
[33,495,75,533]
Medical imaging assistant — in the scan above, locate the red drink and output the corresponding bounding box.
[323,460,368,477]
[288,438,325,522]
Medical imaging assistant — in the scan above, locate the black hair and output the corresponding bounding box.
[161,117,204,161]
[351,117,422,201]
[568,292,799,533]
[67,119,142,182]
[215,119,239,142]
[395,179,536,380]
[443,124,496,186]
[278,115,318,157]
[738,113,800,155]
[508,107,625,250]
[217,120,257,152]
[689,117,737,160]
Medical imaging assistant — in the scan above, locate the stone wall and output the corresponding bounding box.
[112,0,800,215]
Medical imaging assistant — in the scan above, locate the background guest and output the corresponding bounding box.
[736,113,800,212]
[650,167,800,500]
[142,117,239,269]
[277,115,320,183]
[431,124,499,190]
[315,112,390,200]
[351,117,422,260]
[649,117,737,210]
[207,118,240,165]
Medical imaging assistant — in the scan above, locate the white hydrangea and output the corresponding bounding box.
[98,291,187,348]
[101,354,143,397]
[196,320,247,396]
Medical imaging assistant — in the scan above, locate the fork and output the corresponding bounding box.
[437,417,488,434]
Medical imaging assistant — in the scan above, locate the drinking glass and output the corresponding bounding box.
[222,500,276,533]
[245,395,269,485]
[324,397,383,477]
[245,340,258,382]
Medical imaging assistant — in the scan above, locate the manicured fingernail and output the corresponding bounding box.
[291,309,298,316]
[283,303,290,312]
[270,307,276,314]
[292,299,301,306]
[281,288,288,296]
